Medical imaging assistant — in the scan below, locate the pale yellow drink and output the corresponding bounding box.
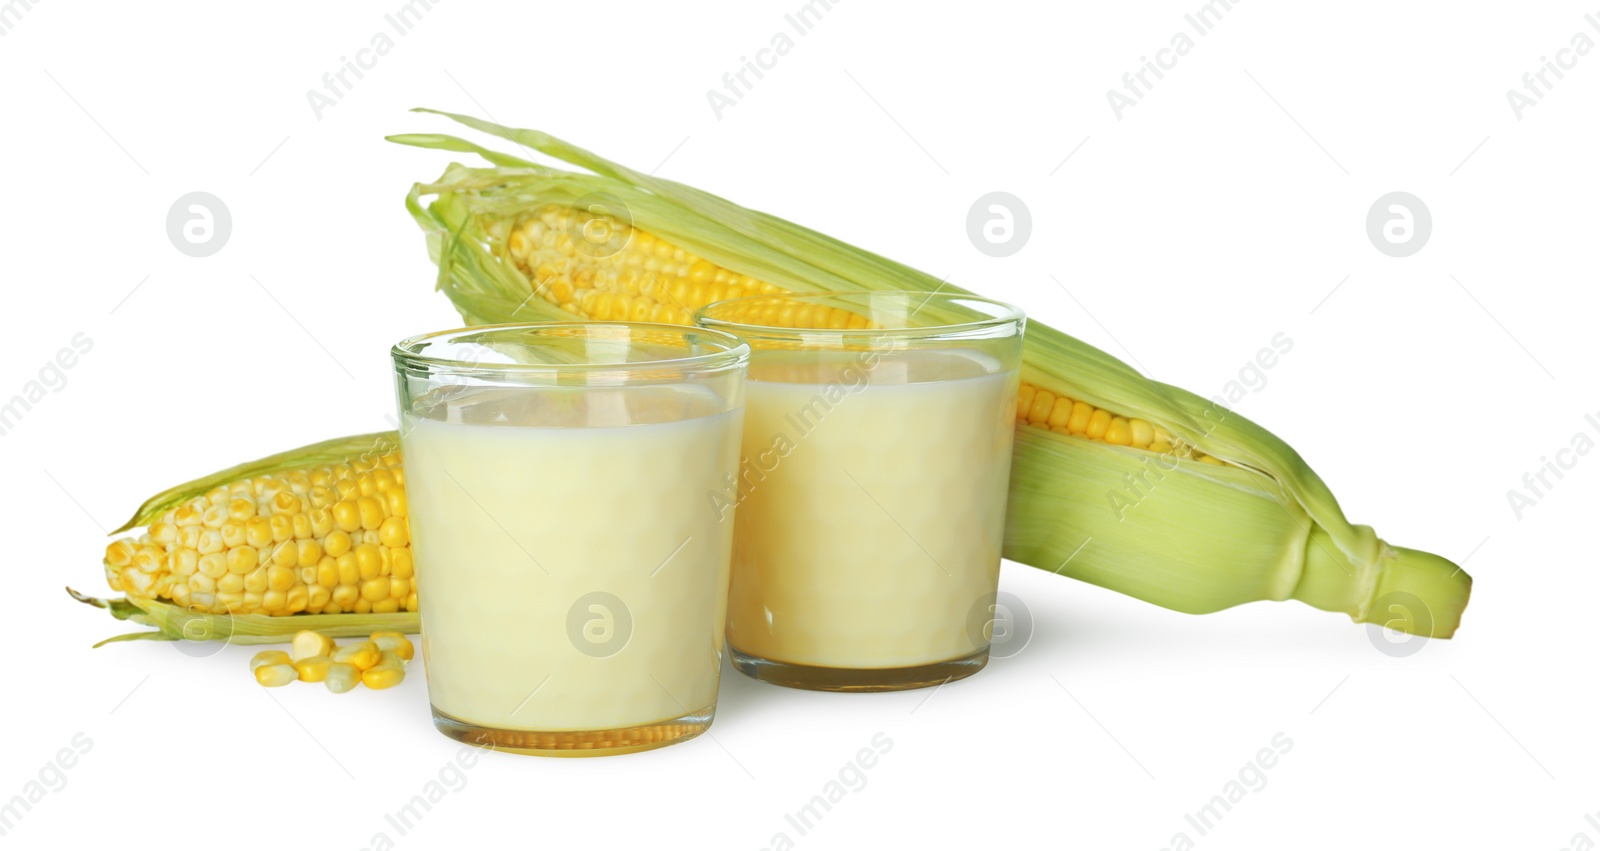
[401,385,742,733]
[725,349,1019,670]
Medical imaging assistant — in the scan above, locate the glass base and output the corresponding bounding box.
[729,645,989,692]
[432,704,714,757]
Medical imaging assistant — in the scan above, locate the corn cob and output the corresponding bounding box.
[74,433,419,645]
[382,110,1470,637]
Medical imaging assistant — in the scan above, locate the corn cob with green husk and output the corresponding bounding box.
[73,433,420,645]
[385,110,1470,637]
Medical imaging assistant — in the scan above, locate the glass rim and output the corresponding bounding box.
[693,291,1024,339]
[391,321,751,375]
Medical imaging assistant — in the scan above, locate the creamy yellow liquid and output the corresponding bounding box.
[725,349,1018,669]
[401,386,742,732]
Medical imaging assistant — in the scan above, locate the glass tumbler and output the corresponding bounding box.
[392,322,748,756]
[696,292,1024,691]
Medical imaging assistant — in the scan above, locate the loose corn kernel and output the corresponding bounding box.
[324,663,361,694]
[255,663,298,687]
[294,655,333,683]
[250,649,291,671]
[291,630,335,661]
[361,664,405,690]
[333,642,380,671]
[371,632,414,661]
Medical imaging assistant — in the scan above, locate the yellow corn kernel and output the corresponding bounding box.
[201,504,229,529]
[333,642,380,671]
[196,529,224,556]
[372,632,414,661]
[391,548,414,580]
[324,663,361,694]
[1047,397,1074,430]
[323,528,352,559]
[244,517,273,549]
[268,514,294,544]
[361,664,405,690]
[255,663,297,687]
[294,655,333,682]
[1105,417,1133,447]
[289,629,327,659]
[378,516,408,548]
[1027,389,1055,425]
[336,553,359,587]
[270,491,302,516]
[228,497,257,521]
[333,500,361,533]
[219,521,247,549]
[330,584,360,609]
[226,545,258,575]
[309,507,335,537]
[197,552,229,580]
[262,564,293,593]
[358,497,385,530]
[1085,409,1113,440]
[355,544,383,580]
[360,577,390,603]
[315,556,339,589]
[296,539,322,568]
[250,649,291,671]
[1130,418,1155,449]
[1066,401,1094,434]
[168,548,200,578]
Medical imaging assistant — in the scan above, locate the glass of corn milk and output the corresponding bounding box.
[392,323,748,755]
[697,293,1024,691]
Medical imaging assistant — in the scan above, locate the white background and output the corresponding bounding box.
[3,1,1595,848]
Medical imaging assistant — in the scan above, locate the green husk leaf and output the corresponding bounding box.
[378,114,1474,637]
[111,431,400,534]
[70,587,417,647]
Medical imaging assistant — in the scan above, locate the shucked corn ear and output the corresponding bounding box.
[382,110,1470,638]
[73,433,419,646]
